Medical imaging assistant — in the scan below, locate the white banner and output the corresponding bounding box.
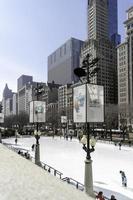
[61,116,67,123]
[73,84,86,123]
[87,84,104,122]
[0,113,4,123]
[30,101,46,123]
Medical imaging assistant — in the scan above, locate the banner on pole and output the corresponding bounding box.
[87,84,104,122]
[61,116,67,123]
[30,101,46,123]
[0,113,4,123]
[73,84,86,123]
[73,84,104,123]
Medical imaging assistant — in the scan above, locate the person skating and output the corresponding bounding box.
[123,174,127,187]
[118,142,122,150]
[31,144,35,151]
[120,170,127,187]
[15,138,18,145]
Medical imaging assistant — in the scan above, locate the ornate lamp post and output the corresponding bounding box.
[74,53,100,197]
[34,130,41,166]
[33,83,44,166]
[81,135,96,195]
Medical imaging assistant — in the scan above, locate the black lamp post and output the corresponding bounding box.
[74,53,100,197]
[34,129,41,166]
[34,83,44,166]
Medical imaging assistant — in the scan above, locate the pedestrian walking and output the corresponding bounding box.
[66,135,68,140]
[123,174,127,187]
[110,194,117,200]
[118,142,122,150]
[128,141,131,147]
[15,138,18,145]
[96,191,105,200]
[31,144,35,151]
[114,142,117,146]
[120,170,127,187]
[70,135,73,140]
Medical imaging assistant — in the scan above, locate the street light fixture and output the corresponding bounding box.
[74,53,100,197]
[34,130,41,166]
[81,135,96,153]
[80,134,96,196]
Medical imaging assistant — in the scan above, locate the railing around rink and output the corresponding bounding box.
[61,177,109,199]
[62,177,84,191]
[30,155,63,179]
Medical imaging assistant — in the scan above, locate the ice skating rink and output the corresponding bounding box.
[3,136,133,200]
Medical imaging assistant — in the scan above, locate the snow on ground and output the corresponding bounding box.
[0,144,94,200]
[3,136,133,200]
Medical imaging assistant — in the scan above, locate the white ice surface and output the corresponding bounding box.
[3,136,133,200]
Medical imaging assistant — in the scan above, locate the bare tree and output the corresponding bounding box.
[104,104,118,141]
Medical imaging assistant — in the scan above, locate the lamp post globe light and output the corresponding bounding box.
[74,53,100,197]
[34,130,41,166]
[81,135,96,196]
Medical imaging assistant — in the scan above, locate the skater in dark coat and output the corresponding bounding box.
[31,144,35,151]
[118,142,122,150]
[120,170,127,187]
[15,138,18,145]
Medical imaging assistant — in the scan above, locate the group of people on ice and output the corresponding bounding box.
[96,170,127,200]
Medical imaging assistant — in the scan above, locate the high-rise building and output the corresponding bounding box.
[47,102,58,126]
[2,84,13,116]
[117,6,133,125]
[17,75,33,114]
[87,0,121,45]
[81,0,119,104]
[12,93,18,115]
[48,38,84,85]
[58,84,73,124]
[17,75,33,90]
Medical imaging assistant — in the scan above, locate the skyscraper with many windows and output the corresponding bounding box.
[117,6,133,126]
[81,0,119,104]
[87,0,121,45]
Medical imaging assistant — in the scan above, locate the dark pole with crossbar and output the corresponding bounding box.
[74,53,100,197]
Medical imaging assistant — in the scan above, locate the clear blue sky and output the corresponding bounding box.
[0,0,132,99]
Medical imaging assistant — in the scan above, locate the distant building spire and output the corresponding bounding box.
[3,83,12,99]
